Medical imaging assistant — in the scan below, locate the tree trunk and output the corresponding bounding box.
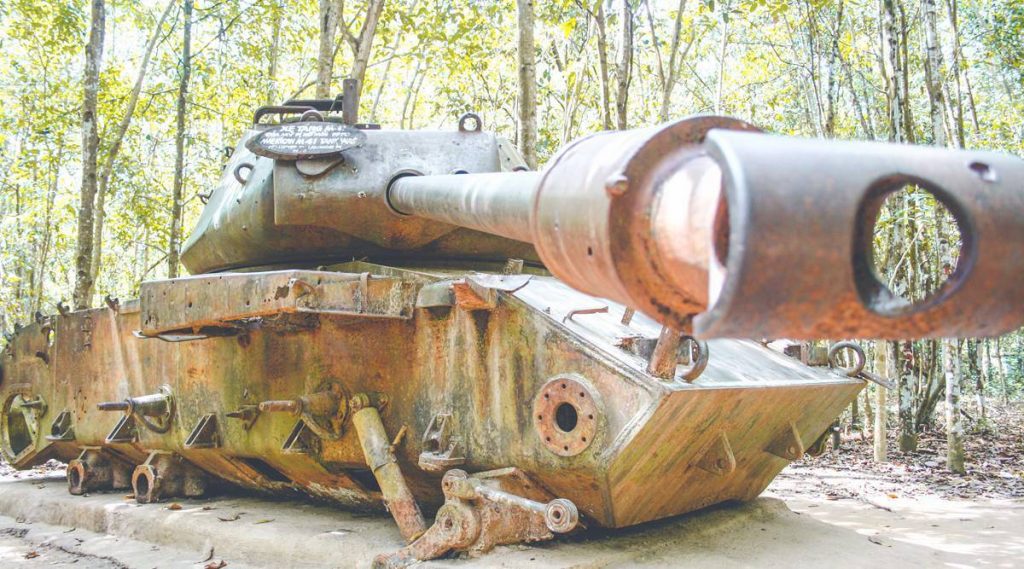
[969,339,986,423]
[898,341,918,452]
[167,0,192,279]
[801,2,824,136]
[516,0,538,168]
[267,0,282,105]
[922,0,946,147]
[862,386,874,438]
[644,0,689,122]
[998,340,1010,404]
[874,341,891,462]
[880,0,904,143]
[942,0,962,141]
[593,3,612,130]
[643,0,666,112]
[35,143,64,314]
[348,0,385,110]
[898,2,915,142]
[92,0,175,291]
[615,0,635,130]
[944,339,965,473]
[73,0,106,309]
[315,0,340,98]
[850,395,860,433]
[400,58,422,130]
[824,1,844,137]
[660,0,689,122]
[715,0,730,114]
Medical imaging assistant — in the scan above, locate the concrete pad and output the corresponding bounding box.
[0,473,977,568]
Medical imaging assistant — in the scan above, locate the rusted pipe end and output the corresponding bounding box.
[440,469,474,500]
[67,460,89,495]
[531,116,757,332]
[132,465,158,504]
[544,498,579,533]
[96,400,130,412]
[435,501,481,549]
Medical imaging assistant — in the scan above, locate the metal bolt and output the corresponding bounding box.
[604,174,629,197]
[258,400,302,414]
[97,400,131,412]
[20,398,45,409]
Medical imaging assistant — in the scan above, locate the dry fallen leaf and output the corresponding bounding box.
[867,535,890,547]
[167,503,183,511]
[204,561,227,569]
[24,551,39,559]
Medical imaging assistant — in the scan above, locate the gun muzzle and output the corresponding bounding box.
[389,116,1024,340]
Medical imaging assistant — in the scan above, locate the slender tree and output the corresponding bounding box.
[923,0,947,146]
[715,0,730,114]
[91,0,176,294]
[516,0,538,168]
[873,342,889,462]
[645,0,693,123]
[824,1,844,137]
[616,0,635,129]
[593,2,613,130]
[167,0,192,279]
[944,340,966,472]
[342,0,385,107]
[73,0,106,309]
[880,0,905,143]
[315,0,341,98]
[267,0,283,105]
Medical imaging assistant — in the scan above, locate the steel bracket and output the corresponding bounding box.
[374,468,579,568]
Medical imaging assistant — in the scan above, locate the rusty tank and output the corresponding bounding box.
[4,79,1024,566]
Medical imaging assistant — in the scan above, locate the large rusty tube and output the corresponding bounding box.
[352,405,427,542]
[384,116,1024,340]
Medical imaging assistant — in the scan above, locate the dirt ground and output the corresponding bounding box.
[0,407,1020,568]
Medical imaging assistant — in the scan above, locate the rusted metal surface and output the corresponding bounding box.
[0,265,864,529]
[375,468,578,568]
[181,128,538,274]
[352,399,427,542]
[697,129,1024,339]
[647,326,686,379]
[67,448,132,495]
[532,375,600,457]
[138,270,416,335]
[2,104,1020,565]
[387,116,1024,339]
[132,451,209,503]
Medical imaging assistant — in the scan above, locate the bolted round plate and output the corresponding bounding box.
[246,121,367,161]
[533,375,600,457]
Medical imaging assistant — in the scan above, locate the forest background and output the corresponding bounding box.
[1,0,1023,470]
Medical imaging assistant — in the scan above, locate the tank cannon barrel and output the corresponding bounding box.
[389,171,540,244]
[389,116,1024,340]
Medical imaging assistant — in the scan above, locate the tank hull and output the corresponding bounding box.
[0,262,861,529]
